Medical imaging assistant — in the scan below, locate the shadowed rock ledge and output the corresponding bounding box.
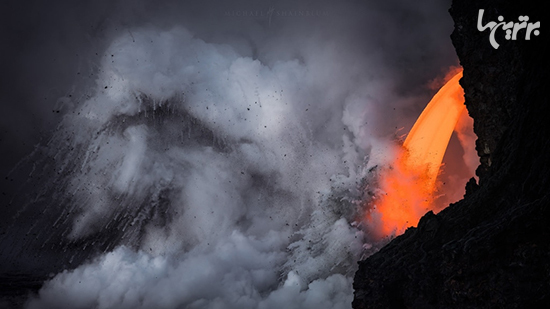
[353,0,549,308]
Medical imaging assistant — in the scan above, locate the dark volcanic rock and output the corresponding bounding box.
[353,0,549,308]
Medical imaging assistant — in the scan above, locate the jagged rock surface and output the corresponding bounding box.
[353,0,549,308]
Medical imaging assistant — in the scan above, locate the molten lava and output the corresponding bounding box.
[404,70,465,189]
[368,69,465,238]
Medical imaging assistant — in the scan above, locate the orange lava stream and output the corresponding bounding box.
[367,69,465,238]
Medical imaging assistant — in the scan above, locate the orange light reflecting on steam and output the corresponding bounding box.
[368,69,465,238]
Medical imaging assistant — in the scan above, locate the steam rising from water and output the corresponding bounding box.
[0,0,468,308]
[22,27,370,308]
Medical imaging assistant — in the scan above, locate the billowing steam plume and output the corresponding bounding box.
[0,1,475,308]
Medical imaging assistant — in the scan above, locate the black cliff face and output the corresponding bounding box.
[353,0,549,308]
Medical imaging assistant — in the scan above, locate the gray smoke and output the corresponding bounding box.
[0,0,464,308]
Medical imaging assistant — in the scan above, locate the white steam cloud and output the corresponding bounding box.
[0,1,466,308]
[25,27,370,308]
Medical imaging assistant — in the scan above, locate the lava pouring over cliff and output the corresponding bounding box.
[366,69,466,238]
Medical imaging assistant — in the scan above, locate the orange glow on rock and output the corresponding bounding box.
[367,69,465,239]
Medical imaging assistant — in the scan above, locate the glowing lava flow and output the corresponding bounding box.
[368,69,465,238]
